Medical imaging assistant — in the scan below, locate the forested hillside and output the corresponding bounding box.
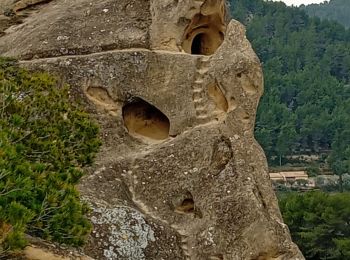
[229,0,350,168]
[302,0,350,29]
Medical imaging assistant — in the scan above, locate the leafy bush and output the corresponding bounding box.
[0,57,100,252]
[306,166,321,177]
[279,191,350,259]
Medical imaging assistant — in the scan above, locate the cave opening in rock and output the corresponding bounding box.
[122,98,170,141]
[190,30,225,55]
[185,28,224,56]
[192,33,207,55]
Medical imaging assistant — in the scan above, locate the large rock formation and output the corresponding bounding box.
[0,0,305,259]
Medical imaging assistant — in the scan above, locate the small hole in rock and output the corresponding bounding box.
[176,198,195,213]
[174,192,203,218]
[229,97,238,111]
[122,98,170,141]
[210,254,224,260]
[237,73,242,78]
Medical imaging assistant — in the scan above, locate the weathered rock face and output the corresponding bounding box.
[0,0,305,259]
[0,0,151,58]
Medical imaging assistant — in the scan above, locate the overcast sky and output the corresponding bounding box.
[271,0,328,6]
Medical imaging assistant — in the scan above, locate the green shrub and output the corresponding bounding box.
[306,166,320,177]
[0,57,101,252]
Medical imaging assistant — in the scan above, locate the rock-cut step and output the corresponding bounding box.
[197,67,209,75]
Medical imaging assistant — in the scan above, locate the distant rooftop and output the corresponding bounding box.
[270,171,308,180]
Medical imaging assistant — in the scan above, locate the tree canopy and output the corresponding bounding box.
[279,192,350,259]
[302,0,350,29]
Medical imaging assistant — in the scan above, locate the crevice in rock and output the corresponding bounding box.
[122,98,170,141]
[1,1,53,40]
[13,0,53,13]
[211,136,233,173]
[17,47,150,61]
[209,254,224,260]
[254,186,268,210]
[208,83,228,113]
[121,172,189,259]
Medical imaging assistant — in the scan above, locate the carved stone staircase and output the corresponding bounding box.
[192,56,211,123]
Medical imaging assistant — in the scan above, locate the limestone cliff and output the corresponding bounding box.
[0,0,304,259]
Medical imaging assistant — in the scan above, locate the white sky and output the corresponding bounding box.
[271,0,328,6]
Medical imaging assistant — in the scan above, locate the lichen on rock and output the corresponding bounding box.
[90,206,155,260]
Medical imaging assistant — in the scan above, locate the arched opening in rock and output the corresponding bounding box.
[184,23,225,56]
[191,31,222,56]
[208,83,228,112]
[182,1,226,55]
[122,98,170,141]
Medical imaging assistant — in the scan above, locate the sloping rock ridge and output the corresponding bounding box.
[0,0,305,259]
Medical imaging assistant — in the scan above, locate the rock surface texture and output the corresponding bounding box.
[0,0,305,259]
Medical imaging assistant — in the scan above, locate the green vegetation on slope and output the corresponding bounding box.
[302,0,350,29]
[0,58,100,253]
[229,0,350,167]
[279,191,350,260]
